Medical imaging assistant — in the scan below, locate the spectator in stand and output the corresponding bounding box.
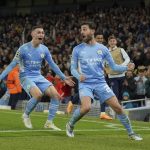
[53,74,64,97]
[122,70,136,100]
[6,65,22,109]
[122,92,134,109]
[130,48,144,69]
[134,66,147,99]
[143,47,150,67]
[61,83,72,104]
[105,35,130,102]
[95,33,106,45]
[122,92,130,101]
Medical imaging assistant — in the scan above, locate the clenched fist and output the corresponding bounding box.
[127,63,135,71]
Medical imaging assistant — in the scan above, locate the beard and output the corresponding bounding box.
[82,34,93,43]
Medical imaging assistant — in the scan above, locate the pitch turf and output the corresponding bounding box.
[0,110,149,150]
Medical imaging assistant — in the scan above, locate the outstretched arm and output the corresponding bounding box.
[0,48,21,80]
[45,50,66,80]
[0,61,18,80]
[45,49,75,86]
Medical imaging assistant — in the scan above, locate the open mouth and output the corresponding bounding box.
[38,38,43,40]
[82,35,86,39]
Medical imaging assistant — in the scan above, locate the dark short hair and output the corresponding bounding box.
[108,35,116,41]
[138,66,146,72]
[95,32,103,36]
[138,69,146,73]
[31,25,43,31]
[81,21,96,30]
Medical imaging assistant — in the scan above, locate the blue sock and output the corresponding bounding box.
[25,97,38,116]
[48,98,59,121]
[69,107,83,127]
[117,114,134,135]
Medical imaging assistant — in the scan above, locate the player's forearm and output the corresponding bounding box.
[49,63,66,80]
[110,63,127,72]
[46,54,66,80]
[71,64,80,80]
[107,54,127,72]
[0,61,17,80]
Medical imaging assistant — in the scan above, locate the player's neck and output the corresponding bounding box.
[31,40,40,48]
[87,39,97,45]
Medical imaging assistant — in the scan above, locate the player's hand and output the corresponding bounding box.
[79,75,86,82]
[127,63,135,71]
[64,76,75,87]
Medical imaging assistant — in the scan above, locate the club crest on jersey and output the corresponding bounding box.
[97,50,102,55]
[41,53,44,58]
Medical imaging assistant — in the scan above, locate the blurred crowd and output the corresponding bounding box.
[0,6,150,108]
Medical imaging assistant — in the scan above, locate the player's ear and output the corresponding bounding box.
[31,30,34,37]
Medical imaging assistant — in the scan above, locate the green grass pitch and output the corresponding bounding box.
[0,110,149,150]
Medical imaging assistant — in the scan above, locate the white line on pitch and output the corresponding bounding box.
[0,110,150,130]
[0,128,150,133]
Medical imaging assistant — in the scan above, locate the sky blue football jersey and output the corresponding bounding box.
[71,42,127,83]
[0,42,65,80]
